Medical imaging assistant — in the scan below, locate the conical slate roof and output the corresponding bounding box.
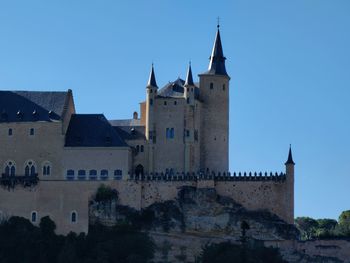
[147,64,158,88]
[206,26,228,76]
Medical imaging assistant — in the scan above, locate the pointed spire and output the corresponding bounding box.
[147,63,158,88]
[285,145,295,165]
[185,62,194,86]
[207,25,228,76]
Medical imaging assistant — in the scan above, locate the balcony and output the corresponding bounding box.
[1,173,39,189]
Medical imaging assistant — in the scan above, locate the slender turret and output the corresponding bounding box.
[285,145,295,224]
[198,24,230,173]
[145,64,158,173]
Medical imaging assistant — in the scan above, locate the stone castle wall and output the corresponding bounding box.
[0,172,292,234]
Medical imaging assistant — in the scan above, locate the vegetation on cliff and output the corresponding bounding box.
[295,210,350,240]
[0,216,154,263]
[196,241,287,263]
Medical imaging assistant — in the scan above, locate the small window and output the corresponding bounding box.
[170,128,174,138]
[71,211,77,223]
[174,101,177,105]
[30,128,34,136]
[31,211,37,223]
[150,89,153,93]
[164,101,167,106]
[89,170,97,180]
[43,165,51,176]
[4,160,16,176]
[150,99,153,105]
[187,98,190,104]
[136,145,140,153]
[186,88,189,92]
[186,130,190,137]
[210,83,214,90]
[140,145,144,152]
[223,84,226,90]
[8,129,12,136]
[78,170,86,180]
[114,169,122,180]
[66,170,75,180]
[100,170,108,180]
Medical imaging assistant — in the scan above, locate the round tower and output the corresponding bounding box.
[145,64,158,173]
[198,25,230,173]
[285,145,295,224]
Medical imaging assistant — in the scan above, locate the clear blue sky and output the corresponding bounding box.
[0,0,349,220]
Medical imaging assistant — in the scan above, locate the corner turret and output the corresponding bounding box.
[206,25,228,76]
[285,145,295,224]
[184,62,195,105]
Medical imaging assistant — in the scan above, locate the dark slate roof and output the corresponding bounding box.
[113,126,146,141]
[147,64,158,88]
[0,90,69,122]
[285,145,295,165]
[65,114,128,147]
[185,64,194,86]
[204,28,228,76]
[158,78,199,98]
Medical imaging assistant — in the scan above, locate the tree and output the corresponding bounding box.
[338,210,350,236]
[95,184,118,203]
[196,242,287,263]
[295,217,318,240]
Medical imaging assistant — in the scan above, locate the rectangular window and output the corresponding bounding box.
[8,128,12,136]
[30,128,34,136]
[186,130,190,137]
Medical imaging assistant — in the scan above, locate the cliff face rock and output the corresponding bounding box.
[89,186,350,263]
[90,186,299,241]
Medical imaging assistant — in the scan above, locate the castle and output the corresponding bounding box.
[0,26,295,234]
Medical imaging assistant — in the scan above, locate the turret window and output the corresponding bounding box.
[164,101,167,106]
[8,128,12,136]
[187,98,190,104]
[150,99,153,105]
[30,128,34,136]
[223,84,226,90]
[71,211,77,223]
[174,101,177,105]
[210,83,214,89]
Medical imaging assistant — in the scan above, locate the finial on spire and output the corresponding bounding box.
[217,17,220,29]
[205,22,228,76]
[185,62,194,86]
[285,145,295,165]
[147,63,158,88]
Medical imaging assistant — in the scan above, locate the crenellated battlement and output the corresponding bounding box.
[128,171,287,182]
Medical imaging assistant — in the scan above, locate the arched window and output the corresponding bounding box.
[71,211,77,223]
[89,170,97,180]
[24,160,36,176]
[78,170,86,180]
[4,160,16,176]
[31,211,37,223]
[210,82,214,89]
[42,161,51,176]
[100,170,108,180]
[114,169,122,180]
[66,170,75,180]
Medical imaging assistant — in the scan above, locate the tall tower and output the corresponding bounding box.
[198,25,230,173]
[285,145,295,224]
[184,63,196,173]
[145,64,158,173]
